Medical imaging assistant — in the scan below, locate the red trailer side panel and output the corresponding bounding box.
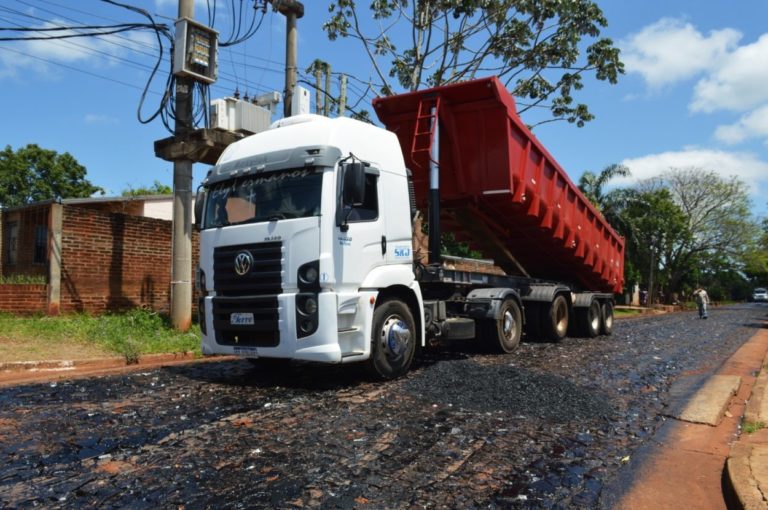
[373,77,624,293]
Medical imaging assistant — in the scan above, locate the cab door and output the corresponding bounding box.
[333,164,386,294]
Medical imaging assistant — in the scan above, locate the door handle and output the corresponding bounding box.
[381,235,387,255]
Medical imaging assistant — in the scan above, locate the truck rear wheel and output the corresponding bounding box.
[541,295,569,342]
[576,299,601,338]
[366,299,416,380]
[484,299,522,353]
[601,301,614,336]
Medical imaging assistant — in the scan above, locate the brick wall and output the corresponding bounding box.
[0,284,47,314]
[60,206,199,315]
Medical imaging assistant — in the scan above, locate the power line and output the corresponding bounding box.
[6,1,166,57]
[1,0,377,129]
[0,44,160,95]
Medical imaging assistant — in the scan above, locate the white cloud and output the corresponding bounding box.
[620,18,740,88]
[0,21,158,79]
[690,34,768,113]
[714,104,768,144]
[619,148,768,204]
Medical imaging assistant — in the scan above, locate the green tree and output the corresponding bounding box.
[743,217,768,285]
[621,188,690,302]
[577,163,634,232]
[0,144,103,207]
[121,180,172,197]
[659,168,757,294]
[324,0,624,126]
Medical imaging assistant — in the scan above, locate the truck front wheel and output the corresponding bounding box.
[366,299,416,380]
[484,299,522,353]
[542,295,569,342]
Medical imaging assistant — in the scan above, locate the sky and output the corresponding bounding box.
[0,0,767,218]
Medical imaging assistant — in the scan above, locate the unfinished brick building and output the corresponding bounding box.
[0,196,198,315]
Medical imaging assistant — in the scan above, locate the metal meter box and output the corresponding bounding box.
[291,85,311,115]
[174,18,218,84]
[210,98,272,134]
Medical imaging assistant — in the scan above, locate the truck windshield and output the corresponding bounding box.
[203,168,322,228]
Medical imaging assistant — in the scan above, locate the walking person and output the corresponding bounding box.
[693,288,710,319]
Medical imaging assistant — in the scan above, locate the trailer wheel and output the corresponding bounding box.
[577,299,601,338]
[366,299,416,380]
[600,301,614,336]
[542,295,569,342]
[484,299,522,353]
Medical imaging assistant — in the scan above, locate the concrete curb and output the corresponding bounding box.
[726,327,768,510]
[0,352,198,373]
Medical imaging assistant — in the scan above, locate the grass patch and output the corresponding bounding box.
[614,308,644,318]
[0,309,201,362]
[743,421,766,434]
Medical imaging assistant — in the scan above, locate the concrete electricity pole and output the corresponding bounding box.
[161,0,304,330]
[271,1,304,117]
[170,0,195,331]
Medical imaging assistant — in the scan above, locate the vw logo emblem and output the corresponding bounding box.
[234,251,253,276]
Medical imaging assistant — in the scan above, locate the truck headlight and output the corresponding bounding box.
[298,260,320,291]
[303,297,318,314]
[296,293,318,338]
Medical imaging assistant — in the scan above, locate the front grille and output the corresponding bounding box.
[213,241,283,297]
[212,241,283,348]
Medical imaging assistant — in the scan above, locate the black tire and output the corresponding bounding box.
[541,295,569,342]
[366,299,416,380]
[483,299,522,353]
[600,301,614,336]
[576,299,601,338]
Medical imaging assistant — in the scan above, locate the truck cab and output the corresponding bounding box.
[196,114,424,378]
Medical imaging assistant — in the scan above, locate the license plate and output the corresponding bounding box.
[230,312,255,325]
[234,347,258,357]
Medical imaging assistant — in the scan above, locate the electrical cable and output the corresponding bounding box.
[99,0,174,126]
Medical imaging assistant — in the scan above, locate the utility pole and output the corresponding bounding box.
[323,62,332,116]
[170,0,195,331]
[315,66,323,115]
[339,74,347,116]
[271,1,304,117]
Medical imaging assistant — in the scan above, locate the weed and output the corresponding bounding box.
[743,421,766,434]
[0,309,201,361]
[0,274,47,284]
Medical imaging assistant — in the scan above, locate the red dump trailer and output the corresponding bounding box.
[195,75,626,380]
[373,76,624,294]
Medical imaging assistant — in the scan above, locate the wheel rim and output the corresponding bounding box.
[555,300,568,334]
[589,304,600,331]
[381,315,411,361]
[604,307,614,330]
[502,309,518,342]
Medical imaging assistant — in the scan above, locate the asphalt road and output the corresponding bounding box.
[1,304,766,509]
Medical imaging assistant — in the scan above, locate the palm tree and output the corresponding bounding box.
[578,163,634,235]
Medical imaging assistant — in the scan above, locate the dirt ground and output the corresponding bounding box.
[0,335,112,363]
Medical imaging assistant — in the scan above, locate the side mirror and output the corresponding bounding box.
[194,186,205,230]
[342,162,366,206]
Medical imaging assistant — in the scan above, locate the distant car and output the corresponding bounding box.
[753,288,768,302]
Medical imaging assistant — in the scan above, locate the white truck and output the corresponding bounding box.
[194,77,625,379]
